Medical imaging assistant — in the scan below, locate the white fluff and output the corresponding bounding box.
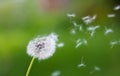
[67,13,76,17]
[114,5,120,10]
[82,15,97,25]
[27,33,58,60]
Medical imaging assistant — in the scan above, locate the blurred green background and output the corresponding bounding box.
[0,0,120,76]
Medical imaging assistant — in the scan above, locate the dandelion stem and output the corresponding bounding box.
[26,57,35,76]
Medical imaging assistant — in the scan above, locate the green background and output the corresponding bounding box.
[0,0,120,76]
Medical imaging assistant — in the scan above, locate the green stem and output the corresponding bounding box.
[26,57,35,76]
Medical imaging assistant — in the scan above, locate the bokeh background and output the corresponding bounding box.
[0,0,120,76]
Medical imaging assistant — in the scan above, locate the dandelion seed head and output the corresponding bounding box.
[27,33,58,60]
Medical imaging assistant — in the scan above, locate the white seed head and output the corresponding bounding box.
[27,33,58,60]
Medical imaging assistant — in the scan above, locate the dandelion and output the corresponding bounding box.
[51,70,61,76]
[82,15,97,25]
[57,42,64,48]
[114,5,120,10]
[67,13,76,18]
[104,27,113,35]
[26,33,58,76]
[107,14,116,18]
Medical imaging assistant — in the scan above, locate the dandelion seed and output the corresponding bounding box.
[82,16,90,20]
[57,42,64,48]
[107,14,116,18]
[76,42,82,48]
[90,66,101,74]
[83,39,88,45]
[79,25,83,32]
[70,29,76,34]
[82,15,97,25]
[104,27,113,35]
[114,5,120,10]
[72,21,78,27]
[76,39,82,48]
[87,25,100,37]
[78,57,86,68]
[51,70,61,76]
[27,33,58,60]
[110,40,118,48]
[67,13,76,18]
[78,63,86,68]
[75,39,88,48]
[92,15,97,20]
[94,66,101,71]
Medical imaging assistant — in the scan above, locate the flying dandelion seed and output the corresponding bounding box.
[87,25,100,37]
[82,15,97,25]
[83,39,88,45]
[114,5,120,10]
[72,21,78,27]
[67,13,76,18]
[94,66,101,71]
[57,42,64,48]
[82,16,90,20]
[110,40,118,48]
[70,29,76,34]
[79,25,83,32]
[75,39,82,48]
[75,39,88,48]
[51,70,61,76]
[90,66,101,74]
[107,14,116,18]
[104,27,113,36]
[78,57,86,68]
